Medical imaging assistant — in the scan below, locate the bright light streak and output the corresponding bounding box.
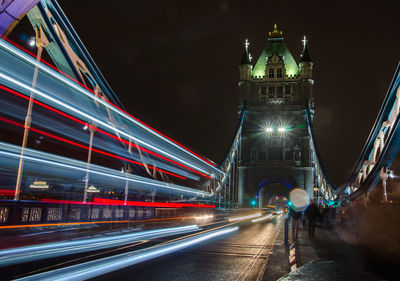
[0,72,214,178]
[0,225,200,267]
[43,198,215,208]
[265,127,273,133]
[0,217,185,230]
[251,214,273,223]
[0,116,186,179]
[0,38,219,171]
[0,84,210,179]
[228,213,262,222]
[193,214,214,220]
[0,144,210,196]
[15,226,238,281]
[278,127,286,133]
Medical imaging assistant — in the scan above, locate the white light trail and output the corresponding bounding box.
[15,226,238,281]
[0,144,210,196]
[0,71,213,178]
[228,213,262,222]
[0,39,221,173]
[0,225,200,267]
[251,214,273,223]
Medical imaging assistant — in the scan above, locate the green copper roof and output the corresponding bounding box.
[252,37,299,78]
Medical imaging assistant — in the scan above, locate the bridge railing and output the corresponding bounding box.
[342,62,400,200]
[211,102,246,198]
[305,102,337,201]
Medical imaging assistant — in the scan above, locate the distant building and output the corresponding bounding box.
[238,24,314,207]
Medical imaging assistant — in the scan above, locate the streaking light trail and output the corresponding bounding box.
[251,214,273,223]
[228,213,262,222]
[0,72,214,178]
[38,198,215,208]
[0,84,211,179]
[0,142,211,197]
[0,37,218,170]
[0,217,186,230]
[15,226,238,281]
[0,116,187,180]
[0,225,201,267]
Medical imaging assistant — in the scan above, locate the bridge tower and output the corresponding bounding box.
[238,25,314,208]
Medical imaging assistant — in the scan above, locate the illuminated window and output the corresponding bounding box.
[269,68,274,78]
[90,208,100,219]
[277,68,282,78]
[0,207,9,223]
[29,207,42,222]
[103,207,112,219]
[47,208,62,221]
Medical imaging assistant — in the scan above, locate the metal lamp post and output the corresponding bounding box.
[83,124,95,203]
[14,27,48,200]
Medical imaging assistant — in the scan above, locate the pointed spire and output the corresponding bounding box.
[268,24,283,38]
[300,35,312,62]
[240,38,252,65]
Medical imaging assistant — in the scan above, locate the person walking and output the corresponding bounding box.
[306,199,319,238]
[289,207,301,243]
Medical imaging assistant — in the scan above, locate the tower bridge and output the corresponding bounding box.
[238,25,314,208]
[0,1,399,280]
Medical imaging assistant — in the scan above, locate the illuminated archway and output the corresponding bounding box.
[256,178,293,208]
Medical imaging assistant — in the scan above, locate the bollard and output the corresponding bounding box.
[284,217,289,245]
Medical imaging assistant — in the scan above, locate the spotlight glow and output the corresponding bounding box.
[278,127,286,133]
[28,38,35,47]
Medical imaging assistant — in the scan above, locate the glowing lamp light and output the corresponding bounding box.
[250,199,257,207]
[265,127,273,133]
[28,38,35,47]
[289,188,309,211]
[278,127,286,133]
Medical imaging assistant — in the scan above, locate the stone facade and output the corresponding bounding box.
[238,25,314,207]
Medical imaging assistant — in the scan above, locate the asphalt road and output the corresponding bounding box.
[1,215,283,281]
[93,216,283,281]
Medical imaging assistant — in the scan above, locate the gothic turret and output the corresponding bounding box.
[239,39,252,81]
[299,36,313,79]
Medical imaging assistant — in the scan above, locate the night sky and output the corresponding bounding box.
[60,0,400,184]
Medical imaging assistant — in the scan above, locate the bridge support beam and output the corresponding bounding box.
[238,167,246,207]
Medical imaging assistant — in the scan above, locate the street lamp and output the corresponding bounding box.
[14,27,48,201]
[83,123,95,203]
[278,127,286,133]
[265,127,273,133]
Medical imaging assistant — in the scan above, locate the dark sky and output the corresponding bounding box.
[59,0,400,184]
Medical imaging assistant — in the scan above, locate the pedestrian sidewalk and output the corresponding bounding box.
[263,222,386,281]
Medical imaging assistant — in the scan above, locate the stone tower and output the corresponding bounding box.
[238,24,314,207]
